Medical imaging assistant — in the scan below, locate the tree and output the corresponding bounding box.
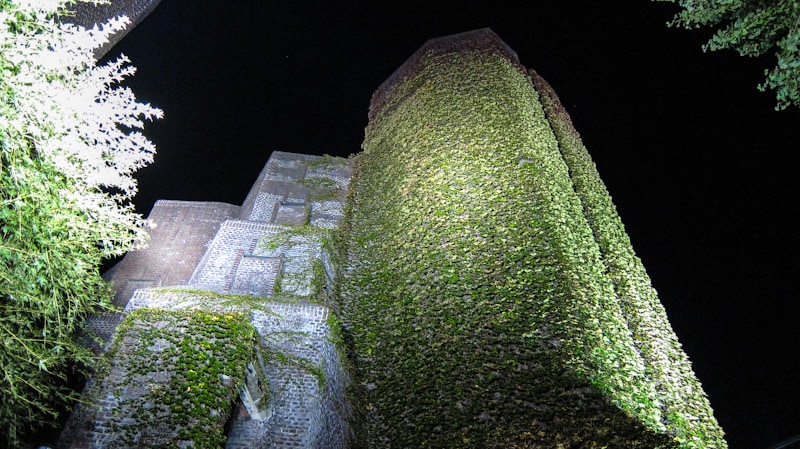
[0,1,161,446]
[656,0,800,110]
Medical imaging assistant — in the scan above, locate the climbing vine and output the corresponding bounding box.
[260,225,334,302]
[88,308,257,449]
[336,39,724,448]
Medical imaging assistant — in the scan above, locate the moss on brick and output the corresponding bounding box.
[90,308,257,449]
[336,30,726,449]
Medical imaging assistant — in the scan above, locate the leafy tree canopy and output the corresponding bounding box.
[657,0,800,110]
[0,1,161,446]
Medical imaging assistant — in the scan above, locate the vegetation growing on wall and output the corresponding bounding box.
[136,287,331,388]
[88,308,257,449]
[336,37,726,448]
[260,225,332,301]
[531,70,726,448]
[303,176,342,202]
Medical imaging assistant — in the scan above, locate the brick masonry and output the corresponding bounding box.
[102,200,242,306]
[58,307,249,448]
[60,152,353,449]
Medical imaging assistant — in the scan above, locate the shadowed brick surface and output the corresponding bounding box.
[231,256,282,297]
[103,200,241,306]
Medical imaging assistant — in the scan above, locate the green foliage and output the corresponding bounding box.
[305,153,351,170]
[90,308,256,448]
[657,0,800,110]
[0,1,160,445]
[260,225,334,301]
[336,47,677,448]
[531,71,727,449]
[336,40,727,448]
[0,139,113,445]
[303,176,340,201]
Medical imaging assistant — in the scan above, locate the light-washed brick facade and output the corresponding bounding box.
[58,152,353,449]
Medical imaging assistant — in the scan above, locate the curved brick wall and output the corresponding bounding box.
[336,28,726,449]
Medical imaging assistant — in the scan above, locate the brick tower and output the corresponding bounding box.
[336,28,726,448]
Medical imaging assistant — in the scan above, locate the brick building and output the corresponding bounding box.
[57,28,726,449]
[58,152,353,449]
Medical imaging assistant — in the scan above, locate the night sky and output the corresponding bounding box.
[101,1,800,447]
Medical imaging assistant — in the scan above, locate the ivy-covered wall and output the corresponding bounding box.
[530,71,725,448]
[63,308,257,449]
[336,29,726,448]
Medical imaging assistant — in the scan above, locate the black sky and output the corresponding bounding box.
[103,1,800,447]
